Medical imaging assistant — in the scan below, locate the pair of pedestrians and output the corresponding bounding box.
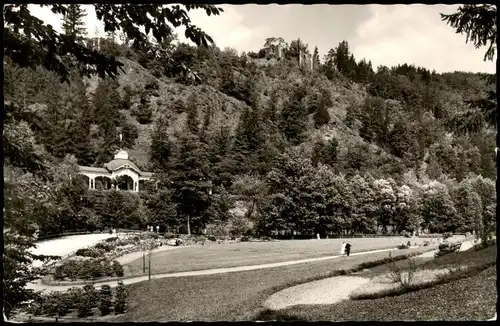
[340,241,351,256]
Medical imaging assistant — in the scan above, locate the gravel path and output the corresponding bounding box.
[264,276,371,310]
[26,247,399,293]
[30,233,115,267]
[263,239,482,312]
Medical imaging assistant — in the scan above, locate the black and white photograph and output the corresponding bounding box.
[3,2,497,322]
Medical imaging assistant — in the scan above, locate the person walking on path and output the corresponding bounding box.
[340,242,346,256]
[345,242,351,256]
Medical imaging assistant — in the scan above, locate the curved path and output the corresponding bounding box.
[27,247,402,293]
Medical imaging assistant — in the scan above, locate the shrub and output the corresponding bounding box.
[101,259,115,277]
[40,292,59,316]
[114,281,128,314]
[76,292,92,317]
[112,260,124,277]
[387,252,418,288]
[54,265,64,280]
[240,236,250,242]
[66,287,84,306]
[98,285,113,316]
[56,292,73,316]
[443,232,453,239]
[95,242,114,251]
[83,284,97,300]
[105,237,119,243]
[75,248,101,258]
[207,235,217,242]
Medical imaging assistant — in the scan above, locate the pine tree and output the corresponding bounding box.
[314,89,331,128]
[169,134,212,235]
[186,93,199,135]
[150,113,174,172]
[279,85,308,145]
[61,5,88,43]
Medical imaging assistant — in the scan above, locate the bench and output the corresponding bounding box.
[434,242,462,258]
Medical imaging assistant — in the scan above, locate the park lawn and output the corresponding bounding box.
[124,237,431,276]
[264,266,496,321]
[114,247,426,322]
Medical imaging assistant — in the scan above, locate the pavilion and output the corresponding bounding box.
[77,149,152,192]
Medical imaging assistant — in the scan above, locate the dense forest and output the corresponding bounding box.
[4,6,496,240]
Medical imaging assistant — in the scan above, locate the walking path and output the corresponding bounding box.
[30,233,115,268]
[264,276,371,310]
[263,239,484,312]
[27,247,401,293]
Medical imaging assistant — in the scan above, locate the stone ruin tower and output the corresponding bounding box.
[298,49,313,71]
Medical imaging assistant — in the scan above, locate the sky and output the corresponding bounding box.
[28,4,496,74]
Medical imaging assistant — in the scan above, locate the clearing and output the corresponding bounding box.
[123,237,434,276]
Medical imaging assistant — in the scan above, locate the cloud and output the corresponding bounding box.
[185,5,269,53]
[351,5,496,73]
[26,4,495,73]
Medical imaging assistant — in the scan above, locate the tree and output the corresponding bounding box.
[150,112,174,172]
[3,167,60,317]
[4,4,223,83]
[279,84,308,145]
[286,38,309,61]
[452,179,483,233]
[313,89,331,128]
[169,134,212,235]
[333,40,357,78]
[61,4,87,43]
[420,180,457,233]
[261,149,320,236]
[372,178,397,233]
[441,5,496,62]
[185,93,200,135]
[349,174,377,234]
[441,5,497,133]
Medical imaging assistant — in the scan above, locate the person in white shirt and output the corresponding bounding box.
[340,241,346,256]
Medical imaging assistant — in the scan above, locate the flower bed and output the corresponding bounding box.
[53,257,124,281]
[27,282,128,318]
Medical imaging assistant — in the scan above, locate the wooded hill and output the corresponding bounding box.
[4,35,496,239]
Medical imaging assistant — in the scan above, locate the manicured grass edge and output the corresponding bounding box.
[253,247,434,321]
[350,259,496,300]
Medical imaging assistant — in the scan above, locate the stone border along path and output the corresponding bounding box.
[27,247,410,293]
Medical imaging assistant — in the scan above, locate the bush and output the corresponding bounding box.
[83,284,97,305]
[240,236,250,242]
[207,235,217,242]
[98,285,113,316]
[443,233,453,239]
[76,292,93,317]
[112,260,124,277]
[39,292,59,316]
[75,248,102,258]
[105,237,118,243]
[56,292,73,316]
[66,287,84,306]
[101,259,115,277]
[114,281,128,314]
[387,252,418,288]
[95,242,114,252]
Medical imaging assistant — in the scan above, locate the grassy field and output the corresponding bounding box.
[261,266,496,321]
[259,245,497,321]
[124,237,432,276]
[114,247,426,322]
